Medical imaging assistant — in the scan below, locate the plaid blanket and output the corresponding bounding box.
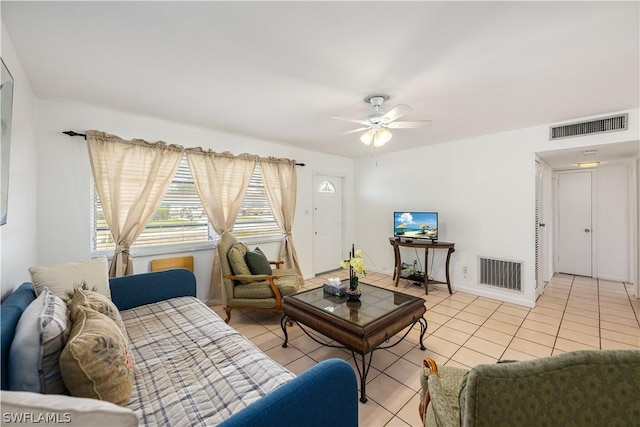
[120,297,295,426]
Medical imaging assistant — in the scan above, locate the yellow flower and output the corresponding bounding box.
[351,257,366,275]
[339,247,366,276]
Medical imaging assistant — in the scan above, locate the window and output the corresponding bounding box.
[92,159,280,252]
[318,180,336,193]
[233,164,281,238]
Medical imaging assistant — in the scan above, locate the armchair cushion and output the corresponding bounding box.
[233,280,281,299]
[245,247,272,275]
[421,364,467,427]
[233,270,300,300]
[228,243,251,276]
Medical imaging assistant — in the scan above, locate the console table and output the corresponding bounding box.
[389,237,455,295]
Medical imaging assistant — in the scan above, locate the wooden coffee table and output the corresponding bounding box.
[281,282,427,403]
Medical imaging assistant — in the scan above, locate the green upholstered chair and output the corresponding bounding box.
[218,231,301,323]
[419,349,640,427]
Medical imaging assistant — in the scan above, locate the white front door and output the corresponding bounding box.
[556,171,593,277]
[313,174,343,275]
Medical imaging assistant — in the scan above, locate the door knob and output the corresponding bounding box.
[539,223,546,227]
[584,229,591,233]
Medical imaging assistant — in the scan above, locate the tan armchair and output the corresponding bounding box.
[218,231,301,323]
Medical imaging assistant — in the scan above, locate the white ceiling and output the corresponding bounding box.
[2,1,639,160]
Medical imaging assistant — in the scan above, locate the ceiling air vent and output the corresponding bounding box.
[549,113,628,140]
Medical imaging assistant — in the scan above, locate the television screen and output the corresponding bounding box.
[394,212,438,240]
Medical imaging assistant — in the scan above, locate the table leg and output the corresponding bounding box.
[280,315,290,348]
[423,248,429,295]
[418,318,428,350]
[445,248,454,294]
[351,350,374,403]
[392,242,401,287]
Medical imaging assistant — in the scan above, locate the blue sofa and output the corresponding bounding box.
[1,269,358,426]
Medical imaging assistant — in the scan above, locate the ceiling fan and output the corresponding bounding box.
[333,94,431,147]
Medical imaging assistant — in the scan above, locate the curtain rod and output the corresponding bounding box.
[62,130,306,167]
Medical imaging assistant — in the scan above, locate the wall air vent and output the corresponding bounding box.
[479,256,522,292]
[549,113,628,140]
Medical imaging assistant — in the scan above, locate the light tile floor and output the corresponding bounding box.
[210,272,640,427]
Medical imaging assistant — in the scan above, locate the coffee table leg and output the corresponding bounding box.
[350,350,374,403]
[280,315,290,348]
[418,317,428,351]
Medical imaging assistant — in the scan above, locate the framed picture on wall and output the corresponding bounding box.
[1,58,14,226]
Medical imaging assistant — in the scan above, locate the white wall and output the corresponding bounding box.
[0,26,38,300]
[595,163,633,282]
[354,109,639,307]
[34,99,354,301]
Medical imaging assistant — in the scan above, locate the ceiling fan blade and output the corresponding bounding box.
[382,104,412,123]
[332,115,369,126]
[341,127,370,135]
[388,120,432,129]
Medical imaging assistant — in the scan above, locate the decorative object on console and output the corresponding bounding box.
[332,94,431,148]
[400,262,425,282]
[340,244,365,300]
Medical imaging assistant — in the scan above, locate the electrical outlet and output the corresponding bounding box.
[462,266,468,275]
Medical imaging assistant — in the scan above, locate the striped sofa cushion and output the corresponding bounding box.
[121,297,295,426]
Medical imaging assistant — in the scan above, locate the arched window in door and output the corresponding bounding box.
[318,180,336,194]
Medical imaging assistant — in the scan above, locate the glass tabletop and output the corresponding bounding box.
[288,282,418,326]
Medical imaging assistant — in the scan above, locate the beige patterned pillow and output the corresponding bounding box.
[228,242,251,275]
[68,288,127,340]
[60,305,134,407]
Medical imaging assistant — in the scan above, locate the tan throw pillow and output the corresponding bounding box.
[29,257,111,300]
[60,305,134,407]
[68,289,127,340]
[228,242,251,275]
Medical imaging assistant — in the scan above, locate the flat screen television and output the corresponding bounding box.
[394,211,438,240]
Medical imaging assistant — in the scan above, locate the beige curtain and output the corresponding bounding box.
[260,158,302,280]
[186,149,257,304]
[86,130,183,277]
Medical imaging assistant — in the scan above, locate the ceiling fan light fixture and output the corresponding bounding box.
[360,129,375,145]
[334,94,429,148]
[373,128,392,146]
